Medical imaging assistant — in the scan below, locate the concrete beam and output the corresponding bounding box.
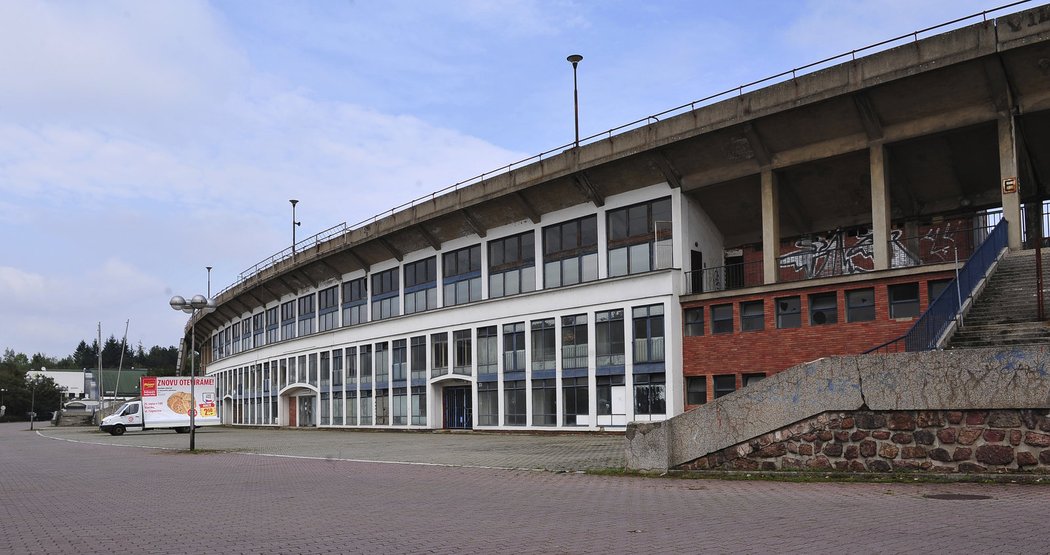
[460,209,487,238]
[649,150,683,189]
[761,169,781,284]
[416,224,442,251]
[377,237,403,262]
[870,143,891,270]
[852,92,883,141]
[743,123,772,168]
[317,259,345,282]
[573,172,605,207]
[346,248,370,272]
[513,192,542,224]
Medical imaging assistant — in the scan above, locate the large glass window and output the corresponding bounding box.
[634,373,666,415]
[404,257,437,314]
[231,322,241,355]
[332,349,343,387]
[489,231,535,298]
[543,215,598,288]
[846,288,876,322]
[595,309,625,368]
[477,326,498,377]
[607,197,672,277]
[563,377,588,426]
[320,351,330,388]
[632,305,664,364]
[252,313,264,348]
[371,268,399,320]
[503,322,526,373]
[297,294,315,337]
[532,379,557,426]
[561,314,588,370]
[266,306,279,344]
[888,283,920,318]
[359,345,373,388]
[375,388,389,426]
[596,375,626,419]
[359,390,373,425]
[318,285,339,332]
[342,277,367,326]
[443,245,482,306]
[504,380,526,426]
[740,300,764,332]
[392,339,407,382]
[431,333,448,377]
[374,342,389,384]
[346,390,358,425]
[531,319,556,372]
[686,376,707,405]
[809,292,838,325]
[453,330,471,375]
[392,387,407,425]
[410,385,426,426]
[775,297,801,329]
[478,382,499,426]
[410,336,426,382]
[345,347,357,386]
[280,301,296,340]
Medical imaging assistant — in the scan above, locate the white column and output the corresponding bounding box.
[999,114,1023,250]
[761,169,781,284]
[870,143,891,270]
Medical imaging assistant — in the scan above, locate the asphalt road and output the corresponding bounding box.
[3,423,1049,554]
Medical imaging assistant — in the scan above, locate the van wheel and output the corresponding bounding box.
[110,424,125,436]
[175,427,190,433]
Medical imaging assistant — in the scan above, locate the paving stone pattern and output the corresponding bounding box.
[3,423,1050,554]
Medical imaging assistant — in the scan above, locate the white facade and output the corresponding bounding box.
[207,184,719,430]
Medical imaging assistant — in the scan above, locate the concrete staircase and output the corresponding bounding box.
[950,248,1050,348]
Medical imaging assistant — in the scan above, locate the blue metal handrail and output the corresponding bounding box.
[216,1,1030,299]
[865,219,1009,353]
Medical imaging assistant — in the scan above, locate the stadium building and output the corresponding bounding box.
[186,3,1050,431]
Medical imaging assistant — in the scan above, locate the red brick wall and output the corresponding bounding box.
[683,271,955,405]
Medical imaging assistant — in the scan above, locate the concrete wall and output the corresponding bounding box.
[626,346,1050,470]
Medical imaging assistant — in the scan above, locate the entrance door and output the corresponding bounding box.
[299,396,314,427]
[443,386,472,429]
[288,397,297,427]
[690,250,703,293]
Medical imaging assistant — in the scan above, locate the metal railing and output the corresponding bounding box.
[865,218,1009,354]
[686,260,763,294]
[215,1,1030,299]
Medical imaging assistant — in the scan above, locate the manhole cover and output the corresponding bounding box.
[923,493,992,501]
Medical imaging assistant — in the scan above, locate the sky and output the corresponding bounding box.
[0,0,1023,359]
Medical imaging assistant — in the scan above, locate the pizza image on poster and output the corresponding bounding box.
[139,376,220,427]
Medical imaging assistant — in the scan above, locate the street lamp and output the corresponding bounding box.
[290,199,301,259]
[169,294,216,451]
[28,375,41,431]
[206,266,212,297]
[567,54,583,148]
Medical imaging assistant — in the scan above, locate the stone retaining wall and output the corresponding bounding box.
[679,409,1050,473]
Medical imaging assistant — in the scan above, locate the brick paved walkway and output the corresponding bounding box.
[3,423,1049,554]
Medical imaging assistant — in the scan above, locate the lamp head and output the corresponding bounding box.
[567,54,583,66]
[169,296,187,311]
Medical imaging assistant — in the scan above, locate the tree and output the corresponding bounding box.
[72,340,96,369]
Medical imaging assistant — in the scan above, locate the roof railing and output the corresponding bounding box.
[216,0,1030,299]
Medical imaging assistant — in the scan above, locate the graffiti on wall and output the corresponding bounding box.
[778,229,911,279]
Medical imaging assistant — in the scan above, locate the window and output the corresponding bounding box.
[320,392,330,426]
[595,309,625,368]
[809,292,838,325]
[607,197,672,277]
[332,349,343,387]
[477,326,498,377]
[846,288,875,322]
[431,333,448,377]
[280,300,296,340]
[632,305,664,364]
[743,372,766,387]
[410,385,426,426]
[596,374,626,419]
[888,283,920,319]
[543,215,598,288]
[531,319,556,372]
[410,336,426,382]
[478,382,499,426]
[266,306,279,344]
[711,304,734,334]
[561,315,588,370]
[359,390,372,425]
[297,294,316,336]
[504,380,526,426]
[404,257,437,314]
[371,269,399,320]
[532,379,557,426]
[253,313,264,348]
[684,308,704,336]
[713,374,736,398]
[775,296,801,329]
[687,376,707,405]
[332,391,343,426]
[231,322,241,355]
[740,300,764,332]
[928,279,952,304]
[308,353,317,386]
[342,277,367,326]
[563,377,589,426]
[502,322,526,373]
[374,342,389,384]
[392,339,407,382]
[375,388,389,425]
[453,330,471,375]
[320,351,330,388]
[634,373,666,415]
[346,390,358,425]
[443,245,482,306]
[346,347,357,386]
[489,231,535,298]
[359,345,373,387]
[318,286,339,331]
[392,387,407,425]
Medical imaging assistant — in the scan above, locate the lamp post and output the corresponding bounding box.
[0,388,6,417]
[290,199,301,259]
[206,266,212,297]
[169,294,216,451]
[28,375,40,430]
[567,54,583,148]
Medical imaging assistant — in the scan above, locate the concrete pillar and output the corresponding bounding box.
[999,114,1023,250]
[761,169,780,284]
[870,143,891,270]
